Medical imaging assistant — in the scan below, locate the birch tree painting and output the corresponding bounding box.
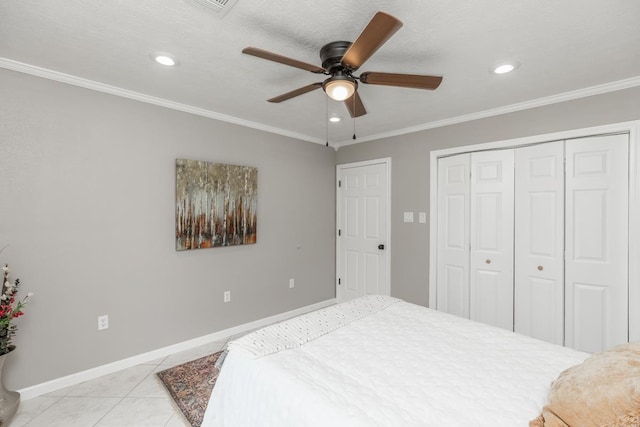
[176,159,257,250]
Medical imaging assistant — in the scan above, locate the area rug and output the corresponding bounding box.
[157,351,223,427]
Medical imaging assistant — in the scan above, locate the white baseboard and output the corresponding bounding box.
[18,298,337,400]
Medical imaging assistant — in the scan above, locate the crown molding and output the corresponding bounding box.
[2,57,639,148]
[335,75,640,148]
[0,57,325,145]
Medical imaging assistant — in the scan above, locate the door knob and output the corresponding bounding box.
[485,259,491,264]
[537,265,544,271]
[378,244,385,250]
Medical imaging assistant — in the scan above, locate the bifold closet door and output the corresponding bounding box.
[436,154,470,317]
[565,134,629,353]
[469,150,515,331]
[514,142,565,345]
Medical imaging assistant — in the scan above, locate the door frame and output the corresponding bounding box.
[336,158,392,301]
[428,120,640,342]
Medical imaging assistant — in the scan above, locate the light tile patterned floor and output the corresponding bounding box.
[11,338,233,427]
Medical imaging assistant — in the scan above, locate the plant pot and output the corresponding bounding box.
[0,346,20,426]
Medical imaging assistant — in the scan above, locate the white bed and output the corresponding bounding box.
[202,296,588,427]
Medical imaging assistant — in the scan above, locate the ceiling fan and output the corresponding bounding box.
[242,11,443,118]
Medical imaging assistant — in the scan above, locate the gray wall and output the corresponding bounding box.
[0,68,336,389]
[336,86,640,307]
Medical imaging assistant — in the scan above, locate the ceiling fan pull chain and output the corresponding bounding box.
[325,95,330,147]
[352,94,357,140]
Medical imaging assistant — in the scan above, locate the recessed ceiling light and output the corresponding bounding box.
[329,116,341,123]
[152,53,178,66]
[493,62,519,74]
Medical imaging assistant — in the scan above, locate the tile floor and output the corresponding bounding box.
[11,336,233,427]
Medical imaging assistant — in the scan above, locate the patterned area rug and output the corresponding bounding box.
[157,351,223,427]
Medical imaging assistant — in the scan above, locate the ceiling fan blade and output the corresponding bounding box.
[242,47,325,74]
[359,72,443,90]
[341,12,403,72]
[344,90,367,118]
[267,82,323,103]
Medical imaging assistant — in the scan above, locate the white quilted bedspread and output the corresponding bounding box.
[202,298,588,427]
[229,295,400,358]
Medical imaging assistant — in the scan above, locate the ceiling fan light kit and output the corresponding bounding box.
[323,75,357,101]
[242,11,443,118]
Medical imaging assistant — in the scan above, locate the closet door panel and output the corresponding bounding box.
[473,269,512,327]
[437,154,471,318]
[565,134,629,353]
[470,150,514,331]
[514,142,564,345]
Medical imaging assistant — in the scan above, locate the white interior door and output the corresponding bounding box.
[337,160,390,303]
[565,134,629,353]
[514,142,565,345]
[469,150,515,330]
[436,154,471,317]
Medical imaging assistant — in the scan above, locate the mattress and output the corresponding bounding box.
[202,296,588,427]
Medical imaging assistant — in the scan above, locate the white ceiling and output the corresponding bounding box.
[1,0,639,146]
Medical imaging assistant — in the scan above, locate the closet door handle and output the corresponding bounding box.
[485,259,491,264]
[537,265,544,271]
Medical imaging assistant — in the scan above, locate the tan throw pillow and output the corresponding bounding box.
[530,342,640,427]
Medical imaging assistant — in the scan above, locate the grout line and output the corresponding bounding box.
[12,393,64,426]
[91,396,125,426]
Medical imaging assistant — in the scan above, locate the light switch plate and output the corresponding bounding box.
[419,212,427,223]
[403,212,414,223]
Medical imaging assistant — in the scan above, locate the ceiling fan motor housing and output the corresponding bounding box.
[320,41,352,72]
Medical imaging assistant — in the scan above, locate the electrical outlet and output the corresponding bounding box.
[224,291,231,303]
[98,315,109,331]
[289,278,295,289]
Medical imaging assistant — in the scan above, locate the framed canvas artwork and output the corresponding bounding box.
[176,159,257,250]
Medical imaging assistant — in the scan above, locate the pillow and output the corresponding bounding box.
[530,342,640,427]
